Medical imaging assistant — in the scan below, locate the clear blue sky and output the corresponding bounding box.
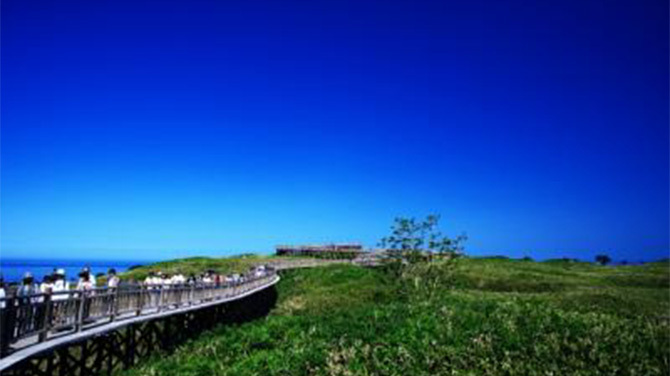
[1,0,668,262]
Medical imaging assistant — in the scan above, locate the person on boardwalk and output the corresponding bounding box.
[16,273,40,334]
[161,273,172,287]
[76,269,94,291]
[51,269,70,301]
[76,269,95,323]
[17,273,39,298]
[144,271,159,287]
[77,267,96,289]
[202,272,213,284]
[144,272,160,307]
[49,269,69,327]
[39,275,54,295]
[171,273,186,285]
[107,269,120,289]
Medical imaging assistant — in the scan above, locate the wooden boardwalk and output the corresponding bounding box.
[0,258,371,375]
[0,273,280,373]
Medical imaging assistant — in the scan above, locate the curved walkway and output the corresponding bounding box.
[0,274,280,372]
[0,258,370,372]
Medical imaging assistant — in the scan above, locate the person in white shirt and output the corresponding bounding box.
[231,274,241,284]
[107,269,120,289]
[142,271,157,306]
[18,272,38,296]
[77,267,97,290]
[51,269,70,301]
[154,271,164,286]
[75,269,95,323]
[40,274,54,294]
[77,275,93,291]
[144,271,160,290]
[48,269,70,326]
[77,269,94,292]
[160,274,172,290]
[143,272,153,286]
[202,274,213,284]
[171,274,186,285]
[254,265,267,278]
[17,272,40,304]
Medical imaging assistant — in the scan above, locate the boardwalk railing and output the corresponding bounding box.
[0,271,278,357]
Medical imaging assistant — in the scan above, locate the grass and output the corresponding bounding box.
[117,254,313,282]
[118,257,670,376]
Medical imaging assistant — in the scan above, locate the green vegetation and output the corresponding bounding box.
[595,254,612,266]
[119,257,670,376]
[380,214,467,263]
[119,255,293,281]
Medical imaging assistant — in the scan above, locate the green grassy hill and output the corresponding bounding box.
[115,255,323,282]
[119,257,669,376]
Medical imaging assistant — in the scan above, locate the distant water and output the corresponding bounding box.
[0,258,151,283]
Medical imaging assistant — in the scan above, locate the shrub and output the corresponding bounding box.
[379,214,467,263]
[596,254,612,265]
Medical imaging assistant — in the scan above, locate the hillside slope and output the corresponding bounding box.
[119,258,669,376]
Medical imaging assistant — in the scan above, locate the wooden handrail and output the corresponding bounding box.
[0,272,278,358]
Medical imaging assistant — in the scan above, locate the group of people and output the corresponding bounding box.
[0,264,271,305]
[142,265,269,289]
[143,271,187,287]
[0,264,274,348]
[0,267,121,304]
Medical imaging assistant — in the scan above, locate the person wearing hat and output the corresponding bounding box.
[107,269,120,289]
[47,269,69,327]
[51,269,70,301]
[17,272,38,297]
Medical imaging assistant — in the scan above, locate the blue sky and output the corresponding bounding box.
[1,0,668,262]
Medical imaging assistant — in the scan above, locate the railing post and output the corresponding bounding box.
[38,293,52,342]
[110,288,119,322]
[189,284,195,305]
[76,293,86,332]
[136,286,144,316]
[157,286,164,313]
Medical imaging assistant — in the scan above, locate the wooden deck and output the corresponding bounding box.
[0,274,280,372]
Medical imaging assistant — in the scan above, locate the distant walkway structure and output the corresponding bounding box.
[276,243,364,259]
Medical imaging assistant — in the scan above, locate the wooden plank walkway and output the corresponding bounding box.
[0,274,280,372]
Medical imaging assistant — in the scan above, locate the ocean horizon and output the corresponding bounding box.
[0,258,155,283]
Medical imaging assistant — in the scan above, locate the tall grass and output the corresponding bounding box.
[119,259,670,376]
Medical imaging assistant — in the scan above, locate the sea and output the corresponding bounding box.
[0,258,151,284]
